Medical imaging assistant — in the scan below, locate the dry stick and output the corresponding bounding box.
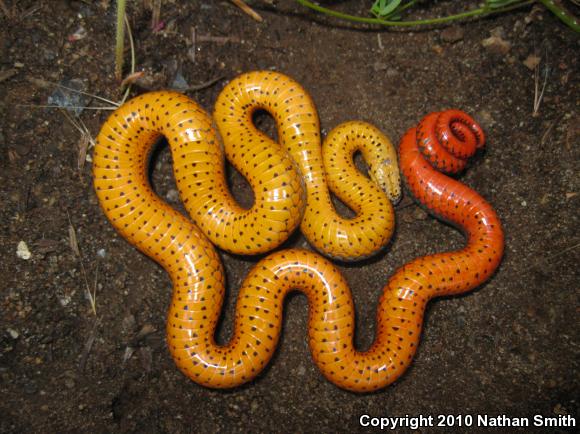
[231,0,263,22]
[120,13,136,105]
[182,76,226,92]
[533,51,549,117]
[78,319,99,372]
[189,27,197,62]
[545,242,580,262]
[59,109,91,174]
[23,104,117,111]
[66,210,98,316]
[26,77,120,107]
[197,34,243,43]
[0,0,11,18]
[540,115,563,146]
[0,68,18,82]
[151,0,162,30]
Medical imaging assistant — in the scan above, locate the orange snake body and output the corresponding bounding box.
[93,72,504,392]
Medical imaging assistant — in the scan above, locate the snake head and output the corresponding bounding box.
[369,157,402,205]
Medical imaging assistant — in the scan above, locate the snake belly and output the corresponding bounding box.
[93,69,503,391]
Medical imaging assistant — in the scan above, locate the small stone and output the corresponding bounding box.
[24,381,38,395]
[481,36,511,56]
[16,241,31,260]
[385,68,398,79]
[7,328,19,339]
[58,294,72,307]
[373,61,388,72]
[431,44,444,55]
[413,207,428,220]
[401,212,414,224]
[475,110,494,131]
[97,248,106,258]
[523,54,541,70]
[170,71,189,91]
[441,26,464,43]
[553,404,567,415]
[251,400,259,412]
[166,189,180,202]
[122,314,137,333]
[490,26,506,38]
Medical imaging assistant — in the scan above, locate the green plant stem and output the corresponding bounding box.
[295,0,535,26]
[538,0,580,32]
[115,0,127,81]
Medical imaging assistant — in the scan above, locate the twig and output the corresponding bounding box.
[26,77,121,107]
[120,13,136,104]
[0,0,12,18]
[540,115,563,146]
[150,0,162,31]
[231,0,263,22]
[21,104,117,111]
[78,319,99,371]
[196,34,243,44]
[120,71,144,90]
[182,75,225,92]
[533,50,549,117]
[59,109,96,174]
[0,68,18,82]
[189,27,197,62]
[545,242,580,261]
[66,211,98,316]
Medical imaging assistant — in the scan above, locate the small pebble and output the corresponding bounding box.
[97,248,106,258]
[122,314,137,333]
[166,189,180,202]
[481,36,511,56]
[413,207,428,220]
[441,26,464,43]
[251,400,259,412]
[58,294,72,307]
[523,54,541,70]
[7,328,19,339]
[431,44,444,55]
[16,241,31,260]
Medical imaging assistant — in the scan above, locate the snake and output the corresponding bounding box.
[93,71,504,392]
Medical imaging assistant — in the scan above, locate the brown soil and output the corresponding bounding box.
[1,1,578,433]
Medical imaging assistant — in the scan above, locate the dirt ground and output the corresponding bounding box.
[0,0,578,432]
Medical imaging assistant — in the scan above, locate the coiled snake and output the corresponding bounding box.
[93,71,504,392]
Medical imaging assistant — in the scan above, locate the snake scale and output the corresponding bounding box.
[93,71,504,392]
